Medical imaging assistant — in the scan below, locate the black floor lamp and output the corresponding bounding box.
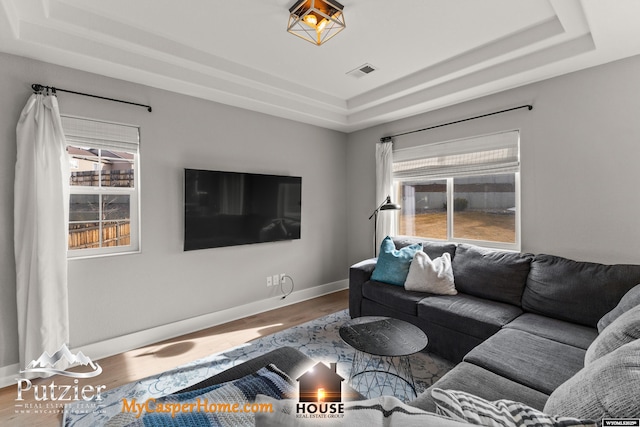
[368,196,401,257]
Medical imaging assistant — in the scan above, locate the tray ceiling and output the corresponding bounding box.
[1,0,639,132]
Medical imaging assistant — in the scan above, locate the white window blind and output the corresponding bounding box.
[61,116,139,152]
[63,115,141,258]
[393,130,519,181]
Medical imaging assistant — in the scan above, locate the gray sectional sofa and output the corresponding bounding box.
[349,236,640,417]
[166,236,639,424]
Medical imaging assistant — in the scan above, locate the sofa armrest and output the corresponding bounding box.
[174,347,313,394]
[349,258,377,318]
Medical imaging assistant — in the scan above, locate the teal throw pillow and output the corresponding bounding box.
[371,236,423,286]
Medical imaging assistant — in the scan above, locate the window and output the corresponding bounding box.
[63,116,140,258]
[393,131,520,250]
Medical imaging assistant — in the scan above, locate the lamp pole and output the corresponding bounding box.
[368,196,401,257]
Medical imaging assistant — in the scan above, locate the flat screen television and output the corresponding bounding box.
[184,169,302,251]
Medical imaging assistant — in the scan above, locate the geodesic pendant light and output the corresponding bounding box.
[287,0,345,46]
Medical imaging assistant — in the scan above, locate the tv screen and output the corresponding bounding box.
[184,169,302,251]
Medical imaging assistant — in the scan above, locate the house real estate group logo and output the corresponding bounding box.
[14,344,107,416]
[295,361,345,420]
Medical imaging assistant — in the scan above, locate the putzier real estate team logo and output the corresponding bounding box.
[295,361,345,419]
[21,344,102,378]
[16,344,107,404]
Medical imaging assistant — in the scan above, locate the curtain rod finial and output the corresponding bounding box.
[380,137,392,143]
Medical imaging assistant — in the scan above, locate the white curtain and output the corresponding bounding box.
[375,140,397,249]
[15,93,70,372]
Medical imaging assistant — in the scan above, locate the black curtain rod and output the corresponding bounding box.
[380,104,532,142]
[31,83,152,112]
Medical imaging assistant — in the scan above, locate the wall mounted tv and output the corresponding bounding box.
[184,169,302,251]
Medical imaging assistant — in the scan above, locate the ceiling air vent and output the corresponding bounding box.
[347,63,377,78]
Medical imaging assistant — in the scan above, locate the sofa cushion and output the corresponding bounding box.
[451,244,533,306]
[503,313,597,350]
[371,236,422,286]
[523,254,640,327]
[597,283,640,332]
[544,339,640,420]
[361,298,422,327]
[363,281,427,315]
[463,329,585,395]
[585,304,640,364]
[411,362,550,413]
[417,294,522,340]
[431,388,597,427]
[393,236,457,260]
[405,251,457,295]
[415,321,485,364]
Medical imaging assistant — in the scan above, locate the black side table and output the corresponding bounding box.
[339,316,428,401]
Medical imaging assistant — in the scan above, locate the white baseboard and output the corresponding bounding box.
[0,363,19,390]
[0,280,348,389]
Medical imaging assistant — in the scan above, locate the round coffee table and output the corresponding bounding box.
[339,316,428,401]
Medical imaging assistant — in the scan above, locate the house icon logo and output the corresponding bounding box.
[295,362,345,418]
[21,344,102,378]
[297,361,343,402]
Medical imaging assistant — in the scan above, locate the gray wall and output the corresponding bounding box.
[0,52,348,368]
[3,50,640,370]
[347,54,640,267]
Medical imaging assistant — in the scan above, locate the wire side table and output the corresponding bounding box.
[339,316,428,401]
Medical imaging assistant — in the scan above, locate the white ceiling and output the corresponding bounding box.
[1,0,640,132]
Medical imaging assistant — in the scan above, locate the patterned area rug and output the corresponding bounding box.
[63,309,453,426]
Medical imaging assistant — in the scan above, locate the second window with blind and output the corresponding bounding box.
[63,116,141,258]
[393,130,520,250]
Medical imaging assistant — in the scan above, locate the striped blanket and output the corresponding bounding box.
[105,364,295,427]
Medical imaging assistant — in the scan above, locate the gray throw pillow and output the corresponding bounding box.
[585,304,640,364]
[452,244,533,306]
[597,284,640,332]
[544,339,640,419]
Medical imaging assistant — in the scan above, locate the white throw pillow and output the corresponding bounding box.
[404,251,456,295]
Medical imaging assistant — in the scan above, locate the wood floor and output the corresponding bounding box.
[0,290,348,427]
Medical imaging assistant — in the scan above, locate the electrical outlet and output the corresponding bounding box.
[280,273,286,285]
[266,276,272,287]
[273,274,280,287]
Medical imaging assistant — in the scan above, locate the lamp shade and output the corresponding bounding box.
[288,0,345,46]
[379,196,401,211]
[369,196,401,257]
